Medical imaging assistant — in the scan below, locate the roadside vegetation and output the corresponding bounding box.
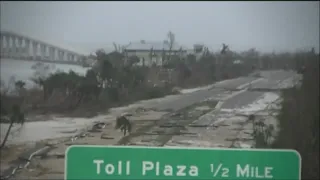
[252,50,319,179]
[274,52,319,179]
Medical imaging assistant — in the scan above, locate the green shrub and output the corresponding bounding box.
[271,56,319,179]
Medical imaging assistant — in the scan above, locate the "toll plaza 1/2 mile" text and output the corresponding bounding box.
[93,160,274,178]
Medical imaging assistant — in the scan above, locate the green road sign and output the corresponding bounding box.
[65,145,301,180]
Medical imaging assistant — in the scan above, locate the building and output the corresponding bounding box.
[123,40,187,67]
[188,44,208,61]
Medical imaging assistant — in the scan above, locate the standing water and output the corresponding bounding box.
[0,58,90,89]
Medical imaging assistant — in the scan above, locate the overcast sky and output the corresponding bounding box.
[1,1,319,54]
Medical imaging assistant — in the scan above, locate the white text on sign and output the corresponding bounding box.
[93,160,274,178]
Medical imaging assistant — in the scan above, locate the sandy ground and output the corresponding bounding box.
[0,100,173,145]
[7,109,167,179]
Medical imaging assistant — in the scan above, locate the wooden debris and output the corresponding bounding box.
[65,142,89,146]
[100,136,115,140]
[188,124,209,127]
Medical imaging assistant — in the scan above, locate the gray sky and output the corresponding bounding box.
[1,1,319,54]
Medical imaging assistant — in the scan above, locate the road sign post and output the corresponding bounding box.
[65,145,301,180]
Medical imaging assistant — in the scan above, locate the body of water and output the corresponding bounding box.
[0,58,90,90]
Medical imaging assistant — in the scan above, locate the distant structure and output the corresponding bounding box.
[123,40,187,67]
[0,30,89,66]
[123,40,212,66]
[189,44,209,61]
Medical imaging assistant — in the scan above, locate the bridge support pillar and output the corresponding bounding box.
[11,36,17,58]
[49,46,55,61]
[0,34,3,48]
[3,35,9,58]
[74,55,79,63]
[0,34,4,57]
[52,48,57,61]
[67,53,70,61]
[58,50,64,61]
[5,35,10,58]
[17,37,23,58]
[32,42,38,60]
[25,39,30,58]
[40,44,46,60]
[71,54,74,62]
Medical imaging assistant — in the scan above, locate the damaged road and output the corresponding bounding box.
[0,70,300,179]
[124,100,219,147]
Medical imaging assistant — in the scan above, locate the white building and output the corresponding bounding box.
[123,40,187,66]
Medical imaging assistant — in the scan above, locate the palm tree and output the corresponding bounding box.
[15,80,26,97]
[15,80,25,89]
[220,43,229,54]
[167,31,175,63]
[0,105,25,148]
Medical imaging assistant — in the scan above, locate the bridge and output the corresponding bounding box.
[0,30,89,66]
